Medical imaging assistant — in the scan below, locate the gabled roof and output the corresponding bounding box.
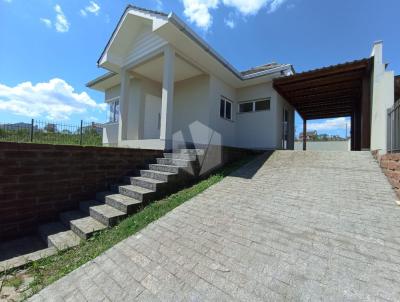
[241,63,287,76]
[89,5,293,89]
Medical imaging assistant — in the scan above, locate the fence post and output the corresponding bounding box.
[80,120,83,145]
[30,119,34,142]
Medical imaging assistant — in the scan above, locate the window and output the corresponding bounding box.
[220,97,233,121]
[239,102,253,113]
[107,98,120,123]
[238,98,270,113]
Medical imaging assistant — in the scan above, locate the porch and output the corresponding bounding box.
[101,45,205,150]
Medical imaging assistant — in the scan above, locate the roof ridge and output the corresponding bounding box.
[127,4,168,17]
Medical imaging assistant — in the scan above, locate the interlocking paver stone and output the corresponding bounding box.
[29,151,400,301]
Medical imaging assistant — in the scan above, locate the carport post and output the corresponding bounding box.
[303,119,307,151]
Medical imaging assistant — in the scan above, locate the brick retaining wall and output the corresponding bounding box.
[372,150,400,198]
[0,143,163,240]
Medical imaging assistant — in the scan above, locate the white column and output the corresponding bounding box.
[160,45,175,150]
[118,69,130,143]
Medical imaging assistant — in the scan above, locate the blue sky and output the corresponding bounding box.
[0,0,399,137]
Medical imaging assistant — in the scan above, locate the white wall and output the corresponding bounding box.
[103,71,294,150]
[236,82,276,149]
[370,41,395,153]
[143,95,161,139]
[208,75,237,147]
[103,77,162,145]
[235,82,294,150]
[172,75,211,148]
[102,123,119,146]
[124,25,167,66]
[294,140,351,151]
[276,93,295,149]
[105,84,120,101]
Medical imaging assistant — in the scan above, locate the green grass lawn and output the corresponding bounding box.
[0,128,102,146]
[25,155,255,298]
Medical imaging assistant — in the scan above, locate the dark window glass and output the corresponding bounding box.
[255,99,270,111]
[239,102,253,113]
[220,99,225,118]
[225,101,232,120]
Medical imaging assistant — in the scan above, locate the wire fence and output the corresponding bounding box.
[0,119,103,146]
[387,99,400,153]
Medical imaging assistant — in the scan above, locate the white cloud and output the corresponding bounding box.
[224,18,235,28]
[307,117,351,132]
[182,0,219,30]
[181,0,290,30]
[80,1,100,17]
[0,79,106,120]
[54,4,70,32]
[222,0,267,15]
[268,0,287,13]
[40,18,52,28]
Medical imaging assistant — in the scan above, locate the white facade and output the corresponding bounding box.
[88,6,395,152]
[89,6,295,151]
[370,41,395,153]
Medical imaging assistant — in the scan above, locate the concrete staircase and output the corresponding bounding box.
[36,148,204,251]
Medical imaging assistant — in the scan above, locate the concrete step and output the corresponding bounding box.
[48,230,81,251]
[0,246,57,273]
[80,200,103,215]
[148,164,180,174]
[164,153,197,160]
[140,169,178,182]
[178,149,205,155]
[157,157,192,167]
[104,193,143,214]
[60,210,86,227]
[38,222,81,250]
[118,184,156,202]
[70,216,107,239]
[89,204,126,227]
[129,176,167,191]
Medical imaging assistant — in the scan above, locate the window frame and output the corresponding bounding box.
[219,96,234,121]
[238,98,271,114]
[106,97,120,124]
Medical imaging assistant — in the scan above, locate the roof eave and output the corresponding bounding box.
[86,72,117,88]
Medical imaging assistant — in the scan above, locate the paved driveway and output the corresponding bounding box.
[30,151,400,301]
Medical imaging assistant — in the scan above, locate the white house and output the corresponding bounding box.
[87,5,295,151]
[87,5,395,153]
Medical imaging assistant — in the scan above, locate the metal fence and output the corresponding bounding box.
[0,119,103,146]
[387,99,400,152]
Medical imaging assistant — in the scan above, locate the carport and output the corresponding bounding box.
[273,58,373,151]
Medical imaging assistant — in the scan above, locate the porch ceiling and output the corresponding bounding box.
[273,58,372,120]
[131,54,203,83]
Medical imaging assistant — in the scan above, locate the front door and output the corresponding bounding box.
[143,94,161,139]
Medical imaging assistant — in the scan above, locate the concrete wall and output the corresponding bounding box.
[103,78,162,145]
[370,41,395,153]
[294,140,351,151]
[275,92,295,150]
[172,75,211,148]
[103,74,294,151]
[208,75,237,147]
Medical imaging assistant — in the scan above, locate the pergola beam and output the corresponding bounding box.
[273,58,371,86]
[275,71,364,92]
[284,80,361,98]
